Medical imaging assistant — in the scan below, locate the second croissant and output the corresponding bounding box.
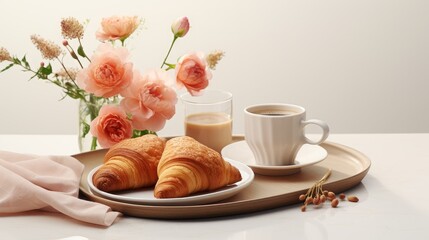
[154,136,242,198]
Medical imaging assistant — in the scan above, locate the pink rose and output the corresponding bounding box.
[121,69,177,131]
[76,43,133,98]
[175,52,212,96]
[171,16,190,38]
[96,16,140,42]
[90,104,133,148]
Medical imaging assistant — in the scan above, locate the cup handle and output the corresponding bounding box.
[302,119,330,145]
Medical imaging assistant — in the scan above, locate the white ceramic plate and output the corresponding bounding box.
[221,141,328,176]
[87,158,254,206]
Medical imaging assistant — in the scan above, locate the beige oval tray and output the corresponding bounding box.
[76,136,371,219]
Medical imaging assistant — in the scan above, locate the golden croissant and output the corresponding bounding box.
[92,134,166,192]
[154,136,242,198]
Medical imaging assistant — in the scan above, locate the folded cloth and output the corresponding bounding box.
[0,150,121,226]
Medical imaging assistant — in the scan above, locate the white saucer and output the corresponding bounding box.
[221,141,328,176]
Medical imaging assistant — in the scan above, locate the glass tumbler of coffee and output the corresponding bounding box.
[181,89,233,152]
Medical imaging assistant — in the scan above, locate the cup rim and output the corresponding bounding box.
[180,89,232,105]
[244,103,305,117]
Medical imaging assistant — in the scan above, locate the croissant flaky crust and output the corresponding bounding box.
[92,134,166,192]
[154,136,242,198]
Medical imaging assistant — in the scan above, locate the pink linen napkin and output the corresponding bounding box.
[0,150,121,226]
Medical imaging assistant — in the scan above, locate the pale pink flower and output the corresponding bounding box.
[175,52,212,96]
[90,104,133,148]
[96,16,140,42]
[121,69,177,132]
[76,43,133,98]
[171,17,190,38]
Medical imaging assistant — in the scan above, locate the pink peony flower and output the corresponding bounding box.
[171,17,190,38]
[76,43,133,98]
[120,69,177,132]
[96,16,140,42]
[175,52,212,96]
[90,104,133,148]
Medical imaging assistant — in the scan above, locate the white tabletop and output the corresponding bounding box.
[1,134,428,240]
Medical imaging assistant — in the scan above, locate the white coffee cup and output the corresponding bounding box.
[244,103,329,166]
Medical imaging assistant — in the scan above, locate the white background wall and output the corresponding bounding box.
[1,0,428,136]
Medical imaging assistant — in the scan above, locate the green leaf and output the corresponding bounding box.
[30,63,53,80]
[21,55,30,69]
[132,129,157,138]
[82,121,90,138]
[164,63,176,71]
[58,93,68,101]
[12,56,21,65]
[0,63,14,73]
[65,90,81,99]
[77,45,86,58]
[132,130,141,138]
[40,63,53,75]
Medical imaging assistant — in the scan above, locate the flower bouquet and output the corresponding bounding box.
[0,16,224,151]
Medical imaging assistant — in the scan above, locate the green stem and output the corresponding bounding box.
[55,57,81,89]
[68,45,84,68]
[88,94,99,119]
[132,129,157,138]
[91,136,98,151]
[160,36,178,69]
[86,94,101,150]
[19,62,72,93]
[78,38,91,62]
